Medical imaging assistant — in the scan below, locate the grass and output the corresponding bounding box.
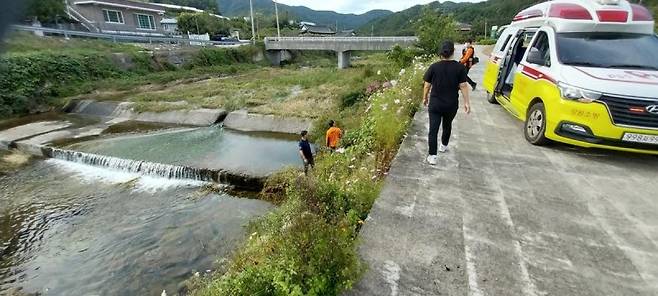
[0,32,143,56]
[64,53,397,119]
[188,55,429,296]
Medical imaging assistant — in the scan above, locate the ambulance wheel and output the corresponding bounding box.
[525,102,550,146]
[487,92,499,104]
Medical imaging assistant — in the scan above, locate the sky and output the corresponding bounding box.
[276,0,481,15]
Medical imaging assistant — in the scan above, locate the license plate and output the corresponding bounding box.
[622,133,658,145]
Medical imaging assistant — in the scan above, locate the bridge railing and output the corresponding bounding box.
[264,36,418,43]
[11,25,249,46]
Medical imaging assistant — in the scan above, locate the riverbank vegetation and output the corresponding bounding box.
[189,55,429,295]
[0,33,262,118]
[72,54,393,118]
[0,33,381,120]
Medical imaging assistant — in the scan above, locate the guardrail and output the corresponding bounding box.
[264,36,418,43]
[11,25,249,46]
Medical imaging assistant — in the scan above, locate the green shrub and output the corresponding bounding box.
[340,90,365,109]
[387,45,422,69]
[478,38,497,45]
[186,46,259,69]
[0,52,120,117]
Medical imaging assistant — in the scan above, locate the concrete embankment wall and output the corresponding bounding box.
[66,100,314,134]
[222,110,314,134]
[64,100,228,126]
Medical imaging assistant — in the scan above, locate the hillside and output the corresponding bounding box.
[360,0,657,37]
[218,0,392,30]
[359,0,541,36]
[151,0,393,30]
[358,1,469,36]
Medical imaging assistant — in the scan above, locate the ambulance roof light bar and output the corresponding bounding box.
[514,1,654,22]
[513,9,544,21]
[548,3,593,20]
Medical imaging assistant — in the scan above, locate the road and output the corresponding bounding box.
[348,48,658,295]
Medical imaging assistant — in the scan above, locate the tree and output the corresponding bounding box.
[415,7,458,55]
[24,0,65,22]
[177,12,230,35]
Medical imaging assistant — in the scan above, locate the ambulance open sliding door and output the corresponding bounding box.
[494,29,526,98]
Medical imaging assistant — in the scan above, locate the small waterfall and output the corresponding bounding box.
[47,148,216,182]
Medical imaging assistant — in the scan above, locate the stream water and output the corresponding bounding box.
[65,127,303,177]
[0,159,273,295]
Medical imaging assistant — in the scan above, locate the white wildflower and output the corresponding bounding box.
[399,69,406,76]
[377,70,382,75]
[394,99,401,105]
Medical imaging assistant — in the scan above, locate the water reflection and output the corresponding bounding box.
[65,127,304,177]
[0,161,272,295]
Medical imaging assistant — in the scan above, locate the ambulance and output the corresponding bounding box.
[483,0,658,154]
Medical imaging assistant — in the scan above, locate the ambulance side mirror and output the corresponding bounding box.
[527,48,548,67]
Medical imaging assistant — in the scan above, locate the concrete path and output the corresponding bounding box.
[0,121,71,149]
[349,51,658,295]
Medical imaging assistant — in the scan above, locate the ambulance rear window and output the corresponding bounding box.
[556,33,658,70]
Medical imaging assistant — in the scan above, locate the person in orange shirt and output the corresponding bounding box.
[460,39,477,91]
[325,120,342,151]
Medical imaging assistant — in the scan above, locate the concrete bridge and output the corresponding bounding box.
[264,37,418,69]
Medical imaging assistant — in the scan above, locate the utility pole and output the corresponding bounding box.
[274,0,281,39]
[484,19,487,40]
[195,15,200,34]
[250,0,256,44]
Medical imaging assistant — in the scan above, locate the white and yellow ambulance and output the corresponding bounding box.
[483,0,658,154]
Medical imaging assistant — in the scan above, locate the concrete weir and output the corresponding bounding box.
[42,147,266,191]
[64,99,228,126]
[65,100,312,134]
[0,121,72,149]
[223,110,314,134]
[1,100,311,191]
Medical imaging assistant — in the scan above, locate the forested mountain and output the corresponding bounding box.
[150,0,219,12]
[218,0,392,30]
[359,0,658,37]
[151,0,393,30]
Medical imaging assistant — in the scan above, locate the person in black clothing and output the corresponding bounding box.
[423,41,472,165]
[298,130,314,175]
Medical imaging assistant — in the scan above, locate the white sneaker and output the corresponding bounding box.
[439,144,449,153]
[426,155,438,165]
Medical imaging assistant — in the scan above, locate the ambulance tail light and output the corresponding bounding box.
[631,4,654,21]
[549,3,593,20]
[596,10,629,22]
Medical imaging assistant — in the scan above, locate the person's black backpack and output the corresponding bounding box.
[471,47,479,65]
